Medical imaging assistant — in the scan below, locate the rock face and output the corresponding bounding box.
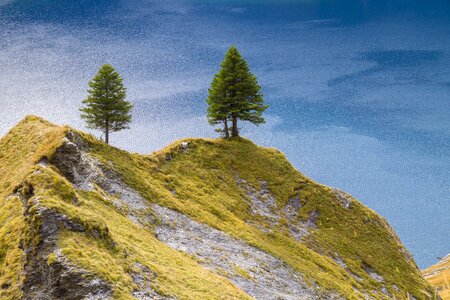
[237,178,318,241]
[0,117,437,300]
[152,204,332,300]
[16,183,112,300]
[50,132,151,226]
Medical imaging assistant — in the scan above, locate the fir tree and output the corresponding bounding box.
[206,46,268,138]
[80,64,132,144]
[207,75,231,138]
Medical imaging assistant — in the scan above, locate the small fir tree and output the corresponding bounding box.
[80,64,132,144]
[206,46,268,138]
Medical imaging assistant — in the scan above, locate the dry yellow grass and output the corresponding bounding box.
[0,116,68,299]
[0,116,438,299]
[423,254,450,300]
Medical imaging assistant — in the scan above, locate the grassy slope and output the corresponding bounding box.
[0,116,436,299]
[83,132,434,299]
[26,167,251,299]
[423,255,450,300]
[0,116,68,299]
[0,116,251,299]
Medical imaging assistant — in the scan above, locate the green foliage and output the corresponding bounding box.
[207,46,268,137]
[80,64,132,144]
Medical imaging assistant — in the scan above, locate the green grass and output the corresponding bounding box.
[0,116,437,299]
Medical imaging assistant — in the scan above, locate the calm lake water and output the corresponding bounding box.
[0,0,449,268]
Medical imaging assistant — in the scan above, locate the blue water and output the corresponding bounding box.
[0,0,449,268]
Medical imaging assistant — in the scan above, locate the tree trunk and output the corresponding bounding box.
[231,115,239,137]
[105,119,109,144]
[223,119,230,139]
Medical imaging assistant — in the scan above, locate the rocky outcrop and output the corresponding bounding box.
[331,188,353,209]
[15,184,112,300]
[237,179,280,226]
[50,131,151,226]
[152,204,341,300]
[43,132,175,299]
[48,131,100,191]
[238,178,318,242]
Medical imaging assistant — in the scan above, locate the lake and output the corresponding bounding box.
[0,0,449,268]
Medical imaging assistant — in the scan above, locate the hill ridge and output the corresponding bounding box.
[0,116,437,299]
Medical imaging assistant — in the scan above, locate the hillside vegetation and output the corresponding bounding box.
[0,116,437,299]
[423,254,450,300]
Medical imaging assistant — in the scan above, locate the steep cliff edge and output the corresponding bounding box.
[0,116,437,299]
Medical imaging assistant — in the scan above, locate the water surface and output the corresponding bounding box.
[0,0,449,268]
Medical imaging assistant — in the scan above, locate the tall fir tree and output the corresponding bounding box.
[80,64,132,144]
[206,46,268,138]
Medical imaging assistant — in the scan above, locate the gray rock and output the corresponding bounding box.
[331,188,352,209]
[180,142,189,150]
[363,265,384,283]
[50,131,150,226]
[130,263,174,300]
[237,179,280,226]
[282,194,302,220]
[152,204,337,300]
[16,187,113,300]
[237,179,317,242]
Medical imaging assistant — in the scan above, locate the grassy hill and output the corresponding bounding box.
[0,116,437,299]
[423,254,450,300]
